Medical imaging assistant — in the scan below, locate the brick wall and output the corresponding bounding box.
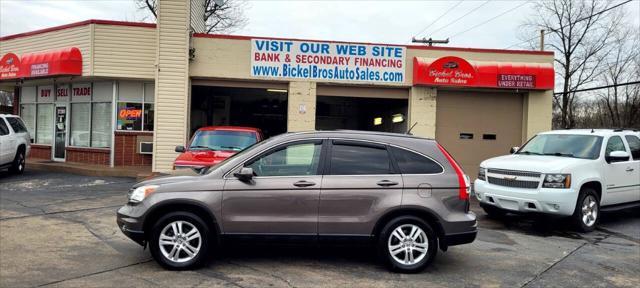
[66,147,110,165]
[114,131,153,166]
[29,145,51,160]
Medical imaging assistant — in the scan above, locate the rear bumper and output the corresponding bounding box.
[441,210,477,247]
[442,230,477,246]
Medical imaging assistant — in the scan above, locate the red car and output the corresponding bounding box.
[174,126,263,172]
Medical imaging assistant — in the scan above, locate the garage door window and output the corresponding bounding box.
[330,143,391,175]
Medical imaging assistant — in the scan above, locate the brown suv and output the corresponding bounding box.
[117,130,477,273]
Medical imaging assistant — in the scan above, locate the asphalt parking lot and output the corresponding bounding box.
[1,169,638,288]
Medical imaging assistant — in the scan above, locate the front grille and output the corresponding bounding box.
[488,176,539,189]
[487,169,541,178]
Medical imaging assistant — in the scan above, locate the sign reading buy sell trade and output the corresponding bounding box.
[251,39,406,83]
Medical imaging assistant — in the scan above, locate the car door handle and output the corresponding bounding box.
[377,180,399,187]
[626,167,634,172]
[293,180,316,187]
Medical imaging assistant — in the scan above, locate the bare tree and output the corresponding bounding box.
[136,0,248,33]
[521,0,624,128]
[596,21,640,128]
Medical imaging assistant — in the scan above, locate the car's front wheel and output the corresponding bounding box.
[9,149,25,174]
[149,212,211,270]
[378,216,437,273]
[572,188,600,232]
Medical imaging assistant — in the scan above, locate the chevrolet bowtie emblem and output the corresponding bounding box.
[504,176,517,181]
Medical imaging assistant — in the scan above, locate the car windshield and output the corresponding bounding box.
[189,130,257,151]
[517,134,603,160]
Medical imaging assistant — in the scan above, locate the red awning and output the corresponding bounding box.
[413,56,554,90]
[0,47,82,80]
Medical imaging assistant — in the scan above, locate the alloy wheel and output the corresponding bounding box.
[387,224,429,265]
[159,220,202,263]
[581,195,598,227]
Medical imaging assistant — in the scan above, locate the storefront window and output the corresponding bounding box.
[70,103,90,147]
[92,103,112,148]
[144,103,154,131]
[117,102,142,131]
[20,104,36,140]
[36,104,54,144]
[116,81,154,132]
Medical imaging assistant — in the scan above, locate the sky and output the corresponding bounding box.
[1,0,639,50]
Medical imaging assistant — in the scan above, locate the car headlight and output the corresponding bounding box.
[543,174,571,188]
[478,167,486,181]
[128,185,159,203]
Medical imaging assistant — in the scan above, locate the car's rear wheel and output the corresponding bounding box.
[480,203,507,218]
[9,149,25,174]
[149,212,211,270]
[572,188,599,232]
[378,216,437,273]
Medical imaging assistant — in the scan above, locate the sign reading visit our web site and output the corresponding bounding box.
[251,39,406,83]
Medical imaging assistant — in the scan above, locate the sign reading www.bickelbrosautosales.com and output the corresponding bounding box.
[250,39,406,84]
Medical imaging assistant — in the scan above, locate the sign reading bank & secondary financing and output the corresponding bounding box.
[251,39,406,83]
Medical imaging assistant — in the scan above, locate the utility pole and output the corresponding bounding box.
[411,37,449,46]
[539,29,545,51]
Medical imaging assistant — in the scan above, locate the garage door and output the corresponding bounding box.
[436,90,523,179]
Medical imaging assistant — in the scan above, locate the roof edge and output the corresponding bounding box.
[194,33,554,56]
[0,19,156,41]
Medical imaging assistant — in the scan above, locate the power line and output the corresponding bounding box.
[554,80,640,95]
[428,0,492,37]
[449,0,533,39]
[504,0,634,49]
[412,0,464,38]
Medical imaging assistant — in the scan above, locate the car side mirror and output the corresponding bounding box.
[175,145,186,153]
[233,167,254,181]
[510,146,520,154]
[606,150,630,163]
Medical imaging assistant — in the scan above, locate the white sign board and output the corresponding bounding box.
[250,39,406,84]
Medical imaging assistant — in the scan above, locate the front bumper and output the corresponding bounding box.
[116,205,146,246]
[474,179,578,216]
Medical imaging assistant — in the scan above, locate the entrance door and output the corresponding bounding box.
[53,105,68,161]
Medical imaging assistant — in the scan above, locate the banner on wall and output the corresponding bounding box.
[250,39,406,84]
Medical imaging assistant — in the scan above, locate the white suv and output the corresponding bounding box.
[474,129,640,232]
[0,114,31,174]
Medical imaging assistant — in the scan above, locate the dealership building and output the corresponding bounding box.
[0,0,554,175]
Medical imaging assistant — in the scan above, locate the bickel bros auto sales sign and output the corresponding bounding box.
[251,39,406,84]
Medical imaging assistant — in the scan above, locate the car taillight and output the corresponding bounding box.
[437,143,469,200]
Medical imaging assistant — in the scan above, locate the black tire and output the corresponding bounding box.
[378,216,437,273]
[9,149,25,174]
[571,188,600,232]
[481,203,506,218]
[149,211,211,270]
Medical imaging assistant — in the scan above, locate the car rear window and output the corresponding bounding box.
[390,146,443,174]
[329,143,391,175]
[625,135,640,160]
[5,117,28,133]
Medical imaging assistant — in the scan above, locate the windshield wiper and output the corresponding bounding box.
[543,152,574,157]
[189,145,214,150]
[220,146,242,151]
[518,151,542,155]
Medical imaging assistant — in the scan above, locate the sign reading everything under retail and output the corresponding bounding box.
[251,39,406,83]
